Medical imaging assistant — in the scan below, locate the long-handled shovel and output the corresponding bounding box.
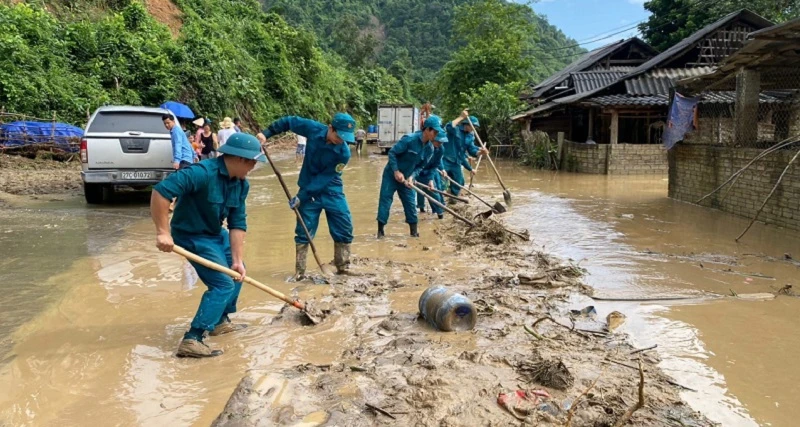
[264,149,334,276]
[172,245,323,324]
[463,109,512,204]
[419,182,469,204]
[410,182,475,227]
[468,156,482,189]
[443,174,505,213]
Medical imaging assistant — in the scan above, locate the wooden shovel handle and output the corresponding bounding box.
[410,182,475,227]
[263,147,326,274]
[471,129,508,191]
[173,245,305,310]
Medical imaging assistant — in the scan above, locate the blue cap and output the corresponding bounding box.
[435,130,448,143]
[423,115,445,134]
[332,112,356,143]
[461,115,480,128]
[217,133,267,162]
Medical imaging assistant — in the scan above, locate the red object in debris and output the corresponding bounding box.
[497,389,552,419]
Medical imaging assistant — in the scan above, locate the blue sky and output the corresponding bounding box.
[522,0,651,50]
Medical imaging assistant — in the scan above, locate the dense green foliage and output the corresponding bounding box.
[639,0,800,51]
[0,0,580,132]
[0,0,403,127]
[262,0,584,95]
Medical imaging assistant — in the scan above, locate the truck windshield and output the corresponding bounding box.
[88,111,170,134]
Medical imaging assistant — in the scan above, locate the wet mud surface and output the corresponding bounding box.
[0,153,82,199]
[2,150,800,426]
[214,204,708,426]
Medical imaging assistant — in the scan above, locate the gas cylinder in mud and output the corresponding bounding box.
[418,286,477,332]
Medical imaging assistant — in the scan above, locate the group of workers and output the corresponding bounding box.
[150,109,487,358]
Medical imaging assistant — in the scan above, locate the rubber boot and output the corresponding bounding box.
[295,243,309,280]
[437,213,444,220]
[377,221,386,239]
[334,242,358,275]
[419,206,426,213]
[410,222,419,238]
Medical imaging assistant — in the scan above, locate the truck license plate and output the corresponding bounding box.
[121,171,154,180]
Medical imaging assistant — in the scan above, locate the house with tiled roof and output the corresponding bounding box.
[513,9,774,174]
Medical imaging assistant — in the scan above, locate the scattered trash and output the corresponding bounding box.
[621,214,634,219]
[606,311,626,332]
[735,293,776,301]
[497,389,552,420]
[418,286,477,332]
[517,358,574,390]
[570,305,597,318]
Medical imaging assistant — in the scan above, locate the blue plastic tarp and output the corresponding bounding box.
[0,121,84,152]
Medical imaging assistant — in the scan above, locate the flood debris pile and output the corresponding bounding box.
[213,206,711,427]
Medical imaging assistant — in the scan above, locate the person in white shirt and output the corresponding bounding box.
[218,117,237,147]
[295,133,307,163]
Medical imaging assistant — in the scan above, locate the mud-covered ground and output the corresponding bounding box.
[0,153,82,198]
[213,205,711,427]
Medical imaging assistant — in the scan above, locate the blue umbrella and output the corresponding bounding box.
[159,101,195,120]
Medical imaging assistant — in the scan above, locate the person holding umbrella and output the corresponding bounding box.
[256,113,357,279]
[150,133,266,358]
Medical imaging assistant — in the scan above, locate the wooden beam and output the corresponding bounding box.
[610,109,619,145]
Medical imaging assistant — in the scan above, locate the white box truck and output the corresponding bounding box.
[377,104,419,154]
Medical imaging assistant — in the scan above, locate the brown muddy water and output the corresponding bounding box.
[1,149,799,426]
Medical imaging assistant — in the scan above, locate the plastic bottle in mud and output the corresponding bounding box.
[418,286,477,332]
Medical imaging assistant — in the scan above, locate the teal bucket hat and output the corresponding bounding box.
[423,115,445,134]
[332,112,356,143]
[461,115,480,128]
[218,133,267,162]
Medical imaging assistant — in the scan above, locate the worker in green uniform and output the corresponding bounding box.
[443,110,489,198]
[377,115,444,238]
[151,133,265,358]
[416,129,448,219]
[257,113,355,279]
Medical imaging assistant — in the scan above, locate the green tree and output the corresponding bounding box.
[435,0,535,117]
[639,0,800,51]
[463,82,525,145]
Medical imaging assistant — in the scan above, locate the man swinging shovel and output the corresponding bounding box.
[257,113,358,280]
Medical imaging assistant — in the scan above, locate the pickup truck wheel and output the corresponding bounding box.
[84,183,105,204]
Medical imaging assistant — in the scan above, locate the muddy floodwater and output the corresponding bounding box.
[1,150,799,426]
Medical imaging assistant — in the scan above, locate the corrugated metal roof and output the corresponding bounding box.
[590,95,670,107]
[529,38,656,98]
[589,91,790,107]
[533,10,775,109]
[572,71,631,93]
[625,67,715,95]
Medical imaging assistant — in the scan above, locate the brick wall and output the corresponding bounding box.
[607,144,669,175]
[669,145,800,231]
[560,142,667,175]
[561,142,608,174]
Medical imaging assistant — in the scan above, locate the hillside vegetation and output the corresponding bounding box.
[0,0,581,129]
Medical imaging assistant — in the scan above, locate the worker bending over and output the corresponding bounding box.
[151,133,265,358]
[377,115,444,238]
[416,129,449,219]
[258,113,356,279]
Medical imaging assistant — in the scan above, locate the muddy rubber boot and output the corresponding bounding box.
[209,318,247,336]
[334,242,360,276]
[410,223,419,238]
[295,244,309,280]
[176,339,223,358]
[437,213,444,220]
[419,207,425,213]
[377,221,386,239]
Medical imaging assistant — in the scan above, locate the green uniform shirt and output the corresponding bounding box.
[154,157,249,237]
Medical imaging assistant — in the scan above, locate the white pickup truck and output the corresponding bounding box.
[81,106,178,204]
